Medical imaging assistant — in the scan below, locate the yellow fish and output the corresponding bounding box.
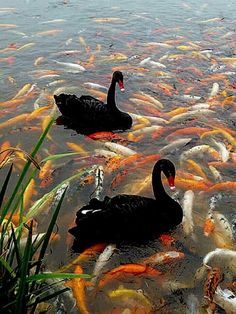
[12,84,31,99]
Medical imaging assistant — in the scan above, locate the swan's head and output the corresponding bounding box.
[113,71,125,92]
[156,159,176,191]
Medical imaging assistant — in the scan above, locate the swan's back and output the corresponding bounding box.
[69,194,182,244]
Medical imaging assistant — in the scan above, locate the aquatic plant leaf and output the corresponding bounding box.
[41,152,80,162]
[0,164,13,210]
[27,272,92,281]
[15,220,33,313]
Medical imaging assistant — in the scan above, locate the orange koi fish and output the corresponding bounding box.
[97,264,161,289]
[0,95,33,108]
[39,160,53,187]
[174,177,210,191]
[201,129,236,148]
[0,113,28,130]
[0,141,11,167]
[165,107,188,118]
[204,216,215,237]
[186,159,208,181]
[83,89,107,102]
[166,127,209,141]
[23,178,37,208]
[110,170,128,190]
[66,265,90,314]
[87,131,123,141]
[59,243,107,272]
[207,181,236,193]
[26,106,51,121]
[67,142,88,155]
[156,82,176,96]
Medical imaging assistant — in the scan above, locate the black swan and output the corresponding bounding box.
[54,71,132,135]
[69,159,183,251]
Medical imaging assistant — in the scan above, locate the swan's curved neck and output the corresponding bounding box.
[152,164,168,200]
[107,78,117,107]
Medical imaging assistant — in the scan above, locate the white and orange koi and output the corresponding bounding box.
[141,250,185,266]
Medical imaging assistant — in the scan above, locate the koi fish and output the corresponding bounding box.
[201,128,236,148]
[92,165,104,200]
[17,43,35,51]
[97,264,161,289]
[204,267,222,302]
[141,251,184,266]
[209,211,234,249]
[104,142,137,156]
[0,113,29,130]
[203,248,236,269]
[26,106,51,121]
[210,139,230,162]
[34,56,44,66]
[166,127,209,141]
[0,141,11,167]
[36,29,63,36]
[207,181,236,192]
[23,178,37,208]
[180,145,220,163]
[59,243,107,272]
[181,190,195,237]
[67,142,88,156]
[93,17,124,23]
[186,159,208,181]
[53,60,86,73]
[91,244,116,285]
[168,109,215,123]
[83,82,108,91]
[174,177,209,191]
[108,286,154,312]
[159,137,192,155]
[213,286,236,313]
[0,23,17,28]
[66,265,90,314]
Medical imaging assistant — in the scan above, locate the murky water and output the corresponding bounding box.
[1,0,236,313]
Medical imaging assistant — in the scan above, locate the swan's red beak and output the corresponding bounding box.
[167,176,176,191]
[118,80,125,92]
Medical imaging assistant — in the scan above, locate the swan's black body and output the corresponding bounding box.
[54,71,132,135]
[69,159,183,251]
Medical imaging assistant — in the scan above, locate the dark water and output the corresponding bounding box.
[1,0,236,313]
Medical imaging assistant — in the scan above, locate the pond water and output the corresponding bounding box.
[1,0,236,313]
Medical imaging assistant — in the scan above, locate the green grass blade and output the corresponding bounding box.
[0,164,13,211]
[0,256,16,277]
[15,220,33,313]
[27,272,92,282]
[8,225,22,268]
[41,152,82,162]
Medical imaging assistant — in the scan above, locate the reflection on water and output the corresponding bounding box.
[0,0,236,312]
